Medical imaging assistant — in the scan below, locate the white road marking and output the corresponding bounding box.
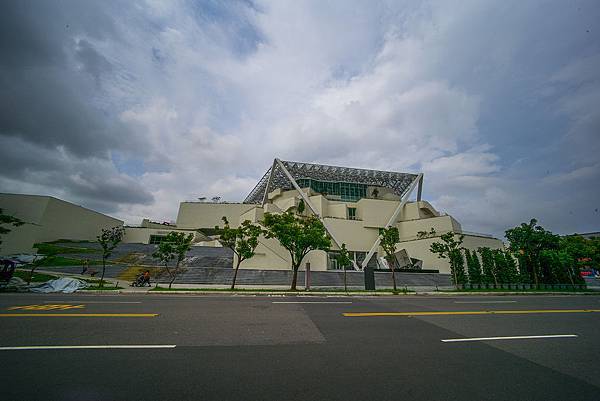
[454,301,517,304]
[0,345,176,351]
[272,301,353,304]
[442,334,578,343]
[43,301,142,304]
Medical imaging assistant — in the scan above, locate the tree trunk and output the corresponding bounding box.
[451,257,458,287]
[567,265,575,286]
[158,262,168,288]
[532,259,539,288]
[391,266,397,293]
[388,257,397,293]
[231,259,241,290]
[27,265,36,285]
[100,258,106,288]
[164,263,173,289]
[27,256,38,285]
[169,262,179,289]
[291,265,299,290]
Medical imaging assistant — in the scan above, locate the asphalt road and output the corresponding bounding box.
[1,293,600,401]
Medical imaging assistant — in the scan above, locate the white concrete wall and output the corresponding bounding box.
[168,189,504,273]
[396,215,459,240]
[37,197,123,243]
[324,218,379,252]
[123,227,198,244]
[176,202,255,229]
[0,194,122,255]
[238,234,328,271]
[396,234,504,274]
[358,198,398,228]
[0,194,48,254]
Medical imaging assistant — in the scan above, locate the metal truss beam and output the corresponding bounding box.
[274,159,344,251]
[360,173,423,270]
[245,160,418,205]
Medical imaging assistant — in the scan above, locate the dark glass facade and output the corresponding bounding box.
[296,178,367,202]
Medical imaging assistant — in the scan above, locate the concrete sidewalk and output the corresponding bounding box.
[20,268,147,293]
[17,269,599,296]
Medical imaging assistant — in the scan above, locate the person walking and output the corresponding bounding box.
[80,258,89,275]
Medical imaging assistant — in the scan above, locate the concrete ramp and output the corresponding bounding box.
[161,267,452,289]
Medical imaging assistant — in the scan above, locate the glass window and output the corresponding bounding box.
[348,207,357,220]
[149,235,166,244]
[296,178,367,201]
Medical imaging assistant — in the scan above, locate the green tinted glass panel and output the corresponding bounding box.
[296,178,367,201]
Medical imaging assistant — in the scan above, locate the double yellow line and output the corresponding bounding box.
[344,309,600,317]
[0,313,158,317]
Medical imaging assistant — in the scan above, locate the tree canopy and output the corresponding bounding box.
[218,217,263,289]
[379,226,401,292]
[96,226,125,287]
[0,208,25,250]
[152,231,194,289]
[262,211,331,290]
[505,219,560,285]
[430,232,466,285]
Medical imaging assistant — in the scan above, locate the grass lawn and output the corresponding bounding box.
[81,278,123,290]
[451,287,587,293]
[82,286,123,291]
[28,256,107,267]
[12,270,58,282]
[34,242,100,255]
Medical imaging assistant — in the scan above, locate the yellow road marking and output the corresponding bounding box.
[8,304,85,311]
[0,313,158,317]
[343,309,600,317]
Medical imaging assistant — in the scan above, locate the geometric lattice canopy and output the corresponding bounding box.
[244,159,419,204]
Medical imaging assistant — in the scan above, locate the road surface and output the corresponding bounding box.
[1,293,599,400]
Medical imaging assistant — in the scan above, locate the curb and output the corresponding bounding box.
[135,290,600,297]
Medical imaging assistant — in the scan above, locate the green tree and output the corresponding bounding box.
[417,228,437,240]
[152,232,194,289]
[336,243,352,292]
[26,254,48,285]
[478,247,497,285]
[297,199,306,215]
[0,208,25,252]
[465,249,482,285]
[493,249,509,283]
[505,219,560,286]
[516,253,530,283]
[450,249,466,285]
[379,226,401,293]
[504,251,519,283]
[169,232,194,289]
[152,240,174,287]
[262,212,331,290]
[218,217,263,290]
[97,226,125,288]
[559,235,599,273]
[430,232,466,286]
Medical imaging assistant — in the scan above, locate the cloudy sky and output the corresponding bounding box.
[1,0,598,238]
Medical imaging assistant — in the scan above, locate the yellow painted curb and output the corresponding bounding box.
[0,313,158,317]
[343,309,600,317]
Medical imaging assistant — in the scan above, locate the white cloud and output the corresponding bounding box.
[2,0,598,238]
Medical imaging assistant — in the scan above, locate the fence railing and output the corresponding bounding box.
[458,283,586,291]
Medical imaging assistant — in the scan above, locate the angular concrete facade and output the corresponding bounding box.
[0,193,123,255]
[176,160,504,274]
